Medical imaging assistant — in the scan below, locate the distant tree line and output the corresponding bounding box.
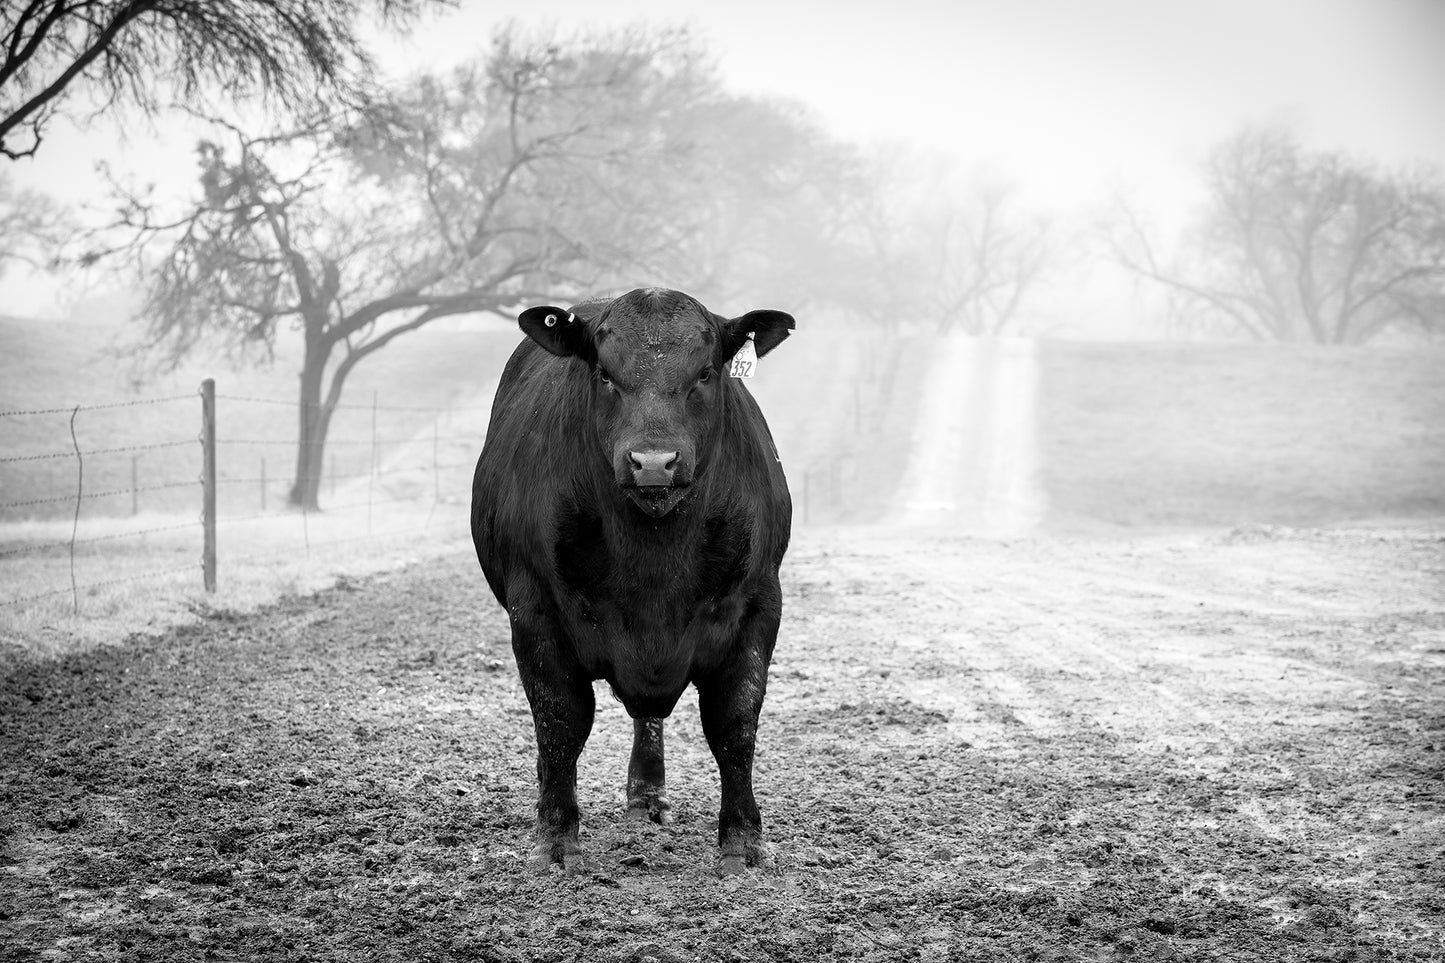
[1108,126,1445,345]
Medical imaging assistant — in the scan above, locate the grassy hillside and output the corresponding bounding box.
[1037,341,1445,529]
[6,315,1442,535]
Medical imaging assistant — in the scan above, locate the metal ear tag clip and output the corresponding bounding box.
[544,314,557,328]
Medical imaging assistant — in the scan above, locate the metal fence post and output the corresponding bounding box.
[201,378,217,593]
[368,391,378,535]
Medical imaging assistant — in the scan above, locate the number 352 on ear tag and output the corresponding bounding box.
[728,333,757,379]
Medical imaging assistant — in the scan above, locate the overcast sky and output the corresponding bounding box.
[376,0,1445,191]
[5,0,1443,317]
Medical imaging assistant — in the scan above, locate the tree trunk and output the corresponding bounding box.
[289,344,333,510]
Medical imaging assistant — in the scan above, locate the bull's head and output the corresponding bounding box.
[518,288,794,518]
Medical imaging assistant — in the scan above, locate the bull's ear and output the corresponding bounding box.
[721,309,795,360]
[518,305,594,360]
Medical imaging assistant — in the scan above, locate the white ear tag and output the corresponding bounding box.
[728,333,757,379]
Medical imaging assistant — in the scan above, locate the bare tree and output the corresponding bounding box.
[921,183,1055,336]
[850,151,1059,335]
[1108,126,1445,344]
[88,27,822,509]
[0,169,65,275]
[669,94,870,312]
[0,0,439,160]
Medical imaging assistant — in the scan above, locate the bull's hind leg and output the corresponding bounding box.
[697,612,779,875]
[625,718,673,824]
[512,628,595,874]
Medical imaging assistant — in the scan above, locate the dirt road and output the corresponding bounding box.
[2,524,1443,961]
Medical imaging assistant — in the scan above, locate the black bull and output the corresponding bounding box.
[471,287,795,875]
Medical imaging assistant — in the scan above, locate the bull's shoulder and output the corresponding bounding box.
[472,340,600,578]
[490,339,574,419]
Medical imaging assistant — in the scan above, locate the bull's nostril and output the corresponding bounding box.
[628,450,680,485]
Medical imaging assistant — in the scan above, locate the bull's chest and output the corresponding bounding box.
[551,509,748,674]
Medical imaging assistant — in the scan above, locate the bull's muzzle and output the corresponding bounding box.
[628,450,679,488]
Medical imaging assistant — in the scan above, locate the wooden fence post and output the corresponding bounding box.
[201,378,217,593]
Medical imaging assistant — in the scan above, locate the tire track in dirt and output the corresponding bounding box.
[895,336,1047,537]
[805,527,1445,944]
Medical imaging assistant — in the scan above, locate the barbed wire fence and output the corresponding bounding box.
[0,381,489,613]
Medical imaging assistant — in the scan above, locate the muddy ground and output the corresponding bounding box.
[2,524,1443,961]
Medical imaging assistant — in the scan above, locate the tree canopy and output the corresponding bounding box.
[0,0,439,160]
[845,149,1061,335]
[0,170,64,275]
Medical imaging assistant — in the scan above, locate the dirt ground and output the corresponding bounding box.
[2,523,1443,961]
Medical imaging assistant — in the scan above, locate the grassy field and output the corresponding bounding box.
[1037,341,1445,530]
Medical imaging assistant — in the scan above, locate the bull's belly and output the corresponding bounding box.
[577,631,695,719]
[565,596,748,718]
[606,673,690,719]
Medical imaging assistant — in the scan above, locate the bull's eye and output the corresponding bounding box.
[598,369,614,388]
[697,368,712,385]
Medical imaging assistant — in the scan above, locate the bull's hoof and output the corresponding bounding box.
[528,838,586,875]
[718,839,774,876]
[625,794,674,825]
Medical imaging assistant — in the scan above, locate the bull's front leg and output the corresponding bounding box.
[696,604,780,876]
[626,717,673,824]
[510,616,594,874]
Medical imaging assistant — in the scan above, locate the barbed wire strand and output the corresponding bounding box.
[1,563,199,609]
[0,480,197,511]
[306,495,424,513]
[291,525,451,553]
[0,439,195,464]
[369,392,378,536]
[218,438,433,448]
[0,522,198,559]
[3,384,477,601]
[221,523,462,570]
[208,493,461,529]
[0,395,194,418]
[216,393,492,413]
[213,462,474,486]
[67,406,82,614]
